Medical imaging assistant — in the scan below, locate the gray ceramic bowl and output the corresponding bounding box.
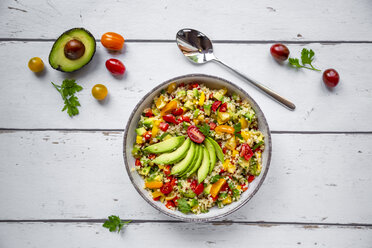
[123,74,272,222]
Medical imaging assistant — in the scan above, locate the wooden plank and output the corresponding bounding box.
[0,131,371,223]
[0,222,371,248]
[0,42,371,131]
[1,0,372,41]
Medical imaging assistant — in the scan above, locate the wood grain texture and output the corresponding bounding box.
[1,222,371,248]
[0,42,371,131]
[0,131,371,223]
[1,0,372,41]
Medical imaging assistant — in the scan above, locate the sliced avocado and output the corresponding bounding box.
[204,138,216,173]
[237,156,250,169]
[206,137,224,162]
[171,142,196,175]
[185,145,203,178]
[136,127,147,136]
[139,166,151,176]
[143,117,155,128]
[197,146,210,183]
[153,138,191,165]
[49,28,96,72]
[203,184,212,194]
[184,100,194,110]
[182,190,196,198]
[179,144,200,177]
[144,136,185,154]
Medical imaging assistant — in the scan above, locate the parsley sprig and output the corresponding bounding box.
[289,48,321,72]
[197,123,211,137]
[233,122,243,139]
[103,215,131,233]
[177,198,191,213]
[51,79,83,117]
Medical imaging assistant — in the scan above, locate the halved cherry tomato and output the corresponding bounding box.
[163,165,171,176]
[101,32,125,51]
[105,58,125,75]
[248,175,255,183]
[165,201,175,209]
[211,101,222,112]
[144,109,154,117]
[148,154,156,160]
[193,183,204,195]
[159,122,169,131]
[172,108,184,116]
[162,114,178,124]
[143,131,152,141]
[187,125,205,143]
[135,159,141,166]
[178,115,190,123]
[209,122,217,130]
[220,183,229,192]
[240,144,254,161]
[160,182,173,195]
[219,103,227,112]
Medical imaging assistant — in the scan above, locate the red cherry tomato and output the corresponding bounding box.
[162,114,178,124]
[211,101,222,112]
[190,180,197,190]
[105,58,125,75]
[248,175,255,183]
[209,122,216,130]
[193,183,204,195]
[135,159,141,166]
[187,125,205,144]
[143,131,152,141]
[178,115,190,123]
[219,102,227,112]
[163,165,171,176]
[172,108,184,116]
[323,69,340,87]
[160,182,173,195]
[144,109,154,117]
[165,201,175,209]
[270,43,290,61]
[159,122,169,132]
[240,144,254,160]
[220,182,229,192]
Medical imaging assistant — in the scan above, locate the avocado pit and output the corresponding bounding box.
[64,39,85,60]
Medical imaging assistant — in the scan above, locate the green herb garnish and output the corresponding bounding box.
[288,48,321,71]
[233,122,243,139]
[210,175,222,184]
[177,198,191,213]
[51,79,82,117]
[103,215,131,233]
[252,141,264,151]
[197,123,210,137]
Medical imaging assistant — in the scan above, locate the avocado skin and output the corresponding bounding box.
[49,27,96,72]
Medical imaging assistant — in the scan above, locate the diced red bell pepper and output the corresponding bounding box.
[165,201,175,209]
[143,131,152,141]
[241,184,248,192]
[159,122,169,132]
[219,102,227,112]
[211,101,222,112]
[163,165,171,176]
[178,115,190,123]
[163,114,178,124]
[248,175,255,183]
[172,108,184,116]
[240,144,253,161]
[153,196,161,201]
[190,180,197,191]
[135,159,141,166]
[193,183,204,195]
[209,122,217,130]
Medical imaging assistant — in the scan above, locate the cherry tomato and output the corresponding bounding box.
[160,182,173,195]
[163,165,171,176]
[28,57,44,72]
[211,101,222,112]
[270,43,290,61]
[159,122,169,132]
[135,159,141,166]
[323,69,340,87]
[248,175,255,183]
[143,131,152,141]
[144,109,154,117]
[178,115,190,123]
[153,196,161,201]
[209,122,216,130]
[240,144,254,161]
[105,58,125,75]
[220,183,229,192]
[190,180,198,190]
[101,32,125,51]
[148,154,156,160]
[219,102,227,112]
[165,201,175,209]
[193,183,204,195]
[173,196,179,206]
[172,108,184,116]
[91,84,108,100]
[187,125,205,143]
[162,114,178,124]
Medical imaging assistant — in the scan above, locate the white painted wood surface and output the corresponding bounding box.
[1,0,372,247]
[1,222,371,248]
[1,41,372,131]
[1,0,372,41]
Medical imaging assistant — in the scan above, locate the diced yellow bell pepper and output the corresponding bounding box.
[145,181,163,189]
[241,131,250,141]
[194,119,200,125]
[155,95,167,109]
[158,164,165,170]
[227,163,236,174]
[210,178,227,198]
[160,100,178,116]
[222,195,232,205]
[240,117,248,129]
[217,112,231,124]
[136,135,143,144]
[232,150,239,157]
[151,120,161,138]
[197,115,204,121]
[152,191,164,199]
[222,159,230,170]
[256,151,261,160]
[167,82,177,94]
[198,91,205,106]
[225,136,237,150]
[236,185,242,190]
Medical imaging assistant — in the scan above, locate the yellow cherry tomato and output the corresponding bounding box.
[92,84,108,100]
[28,57,44,72]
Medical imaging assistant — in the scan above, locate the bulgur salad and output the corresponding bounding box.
[131,82,265,214]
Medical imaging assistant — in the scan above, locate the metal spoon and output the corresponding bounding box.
[176,28,296,110]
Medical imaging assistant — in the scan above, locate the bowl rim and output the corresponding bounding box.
[123,73,272,222]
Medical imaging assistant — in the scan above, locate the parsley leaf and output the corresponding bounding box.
[210,175,222,184]
[51,79,83,117]
[233,122,243,139]
[103,215,131,233]
[197,123,210,137]
[288,48,321,72]
[177,198,191,213]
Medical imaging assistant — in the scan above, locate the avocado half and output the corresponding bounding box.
[49,28,96,72]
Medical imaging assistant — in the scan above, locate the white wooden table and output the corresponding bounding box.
[1,0,372,247]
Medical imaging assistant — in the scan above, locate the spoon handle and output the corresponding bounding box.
[213,59,296,110]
